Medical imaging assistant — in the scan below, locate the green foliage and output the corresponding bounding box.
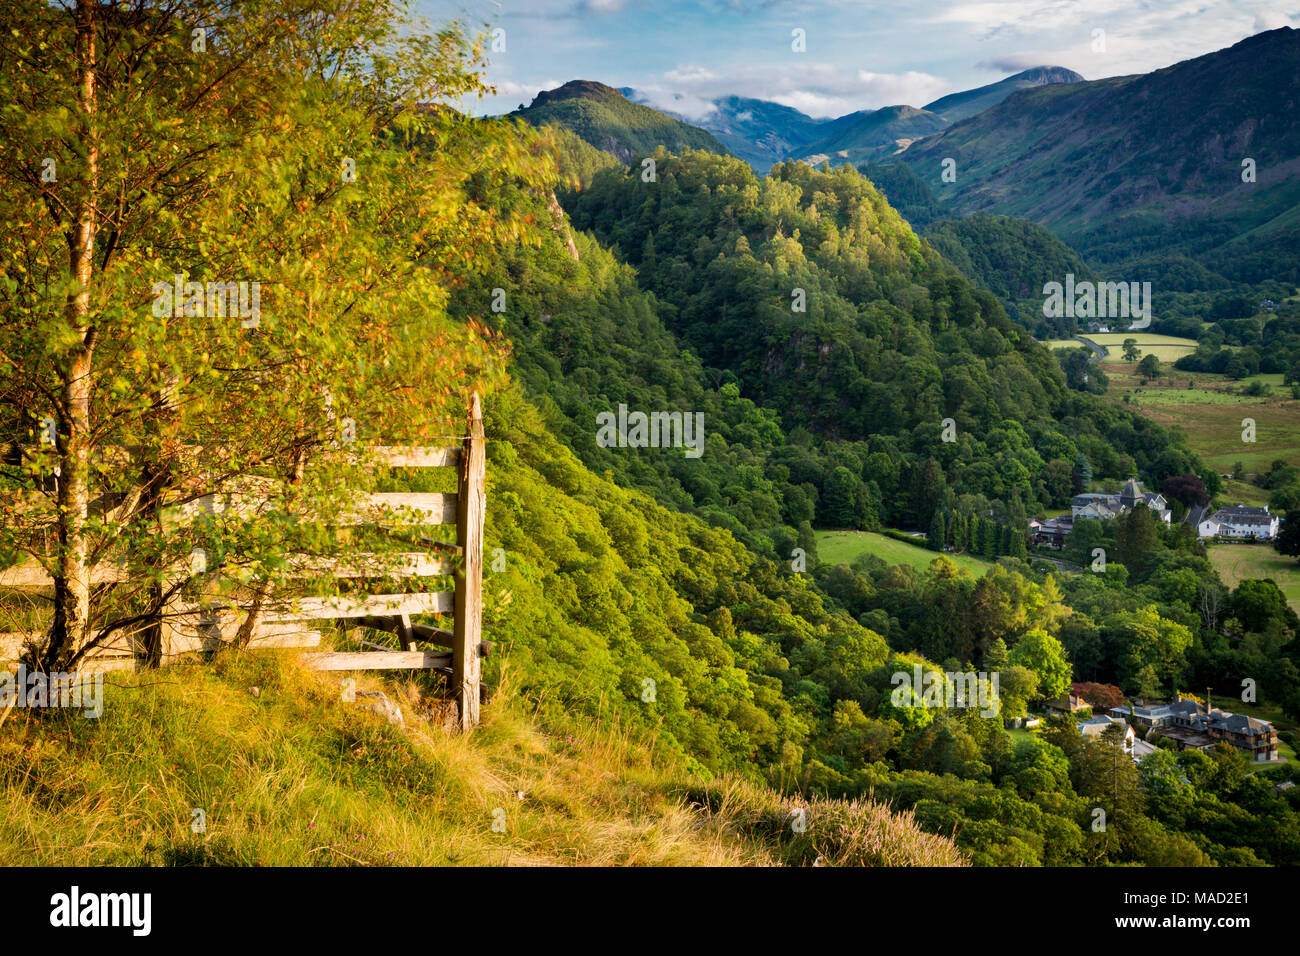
[924,213,1102,335]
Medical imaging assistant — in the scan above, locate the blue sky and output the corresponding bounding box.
[417,0,1297,119]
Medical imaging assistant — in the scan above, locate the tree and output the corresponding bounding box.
[1122,339,1140,361]
[911,458,946,527]
[1119,606,1192,694]
[1275,512,1300,561]
[0,1,532,668]
[1008,525,1027,559]
[929,508,946,552]
[1114,504,1159,578]
[1008,629,1072,700]
[998,664,1040,719]
[1230,578,1295,633]
[1161,474,1210,510]
[822,466,868,529]
[980,519,997,558]
[1137,353,1161,382]
[1074,681,1125,711]
[985,637,1009,671]
[1072,453,1093,494]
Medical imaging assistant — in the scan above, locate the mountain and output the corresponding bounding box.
[690,95,842,173]
[614,67,1082,174]
[561,150,1196,493]
[900,28,1300,273]
[789,66,1082,169]
[857,164,1105,334]
[923,66,1085,123]
[795,105,948,166]
[619,90,846,173]
[510,80,728,164]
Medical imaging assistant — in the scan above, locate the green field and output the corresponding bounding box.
[815,530,992,575]
[1085,332,1199,363]
[1005,727,1042,747]
[1207,543,1300,615]
[1042,334,1198,363]
[1095,359,1300,487]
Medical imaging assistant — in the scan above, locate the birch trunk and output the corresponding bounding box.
[46,0,98,671]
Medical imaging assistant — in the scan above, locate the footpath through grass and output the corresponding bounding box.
[0,649,964,867]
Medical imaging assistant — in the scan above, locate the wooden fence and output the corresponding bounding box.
[0,396,487,730]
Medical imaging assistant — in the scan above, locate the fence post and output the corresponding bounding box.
[453,393,485,730]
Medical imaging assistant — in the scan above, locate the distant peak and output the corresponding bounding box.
[1007,66,1086,84]
[530,80,625,108]
[1003,66,1086,83]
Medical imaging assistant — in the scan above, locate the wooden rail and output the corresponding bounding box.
[0,395,490,730]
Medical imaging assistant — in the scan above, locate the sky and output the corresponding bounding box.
[416,0,1297,120]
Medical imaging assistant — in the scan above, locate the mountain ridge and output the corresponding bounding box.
[613,66,1084,172]
[898,27,1300,264]
[510,79,729,164]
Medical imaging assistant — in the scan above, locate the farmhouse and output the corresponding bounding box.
[1070,477,1171,524]
[1043,690,1091,715]
[1196,504,1280,540]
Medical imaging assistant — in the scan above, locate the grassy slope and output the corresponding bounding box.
[0,651,963,867]
[1107,365,1300,480]
[1206,542,1300,616]
[1043,331,1300,500]
[1,388,968,868]
[815,530,992,576]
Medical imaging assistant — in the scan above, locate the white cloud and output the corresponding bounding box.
[1253,9,1294,30]
[635,62,949,118]
[487,79,567,106]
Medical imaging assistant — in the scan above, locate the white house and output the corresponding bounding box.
[1197,504,1280,540]
[1079,715,1137,756]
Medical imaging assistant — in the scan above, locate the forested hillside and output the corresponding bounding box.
[561,149,1203,524]
[923,214,1103,335]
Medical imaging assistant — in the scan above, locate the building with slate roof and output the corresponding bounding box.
[1197,504,1280,540]
[1069,478,1171,524]
[1109,694,1279,761]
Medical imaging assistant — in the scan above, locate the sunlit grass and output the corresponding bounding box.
[0,649,963,867]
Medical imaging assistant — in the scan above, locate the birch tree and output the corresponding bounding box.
[0,0,545,669]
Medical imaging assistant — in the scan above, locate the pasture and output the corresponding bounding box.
[815,530,992,576]
[1207,542,1300,615]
